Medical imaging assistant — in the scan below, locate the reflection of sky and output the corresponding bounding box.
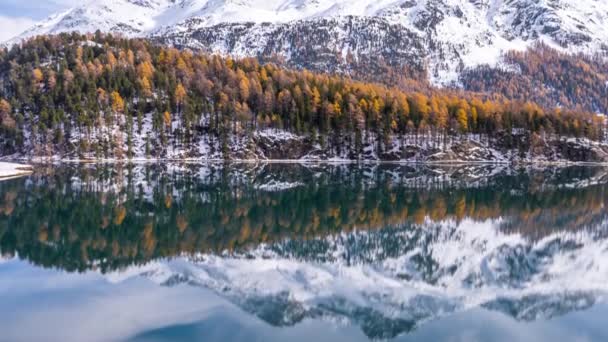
[1,260,607,342]
[395,308,607,342]
[0,259,228,342]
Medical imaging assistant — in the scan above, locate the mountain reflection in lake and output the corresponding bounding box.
[1,163,608,342]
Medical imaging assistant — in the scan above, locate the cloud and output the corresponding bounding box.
[53,0,83,5]
[0,15,36,42]
[0,0,79,22]
[0,0,84,43]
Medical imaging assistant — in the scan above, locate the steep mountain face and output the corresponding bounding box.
[7,0,608,87]
[154,16,428,83]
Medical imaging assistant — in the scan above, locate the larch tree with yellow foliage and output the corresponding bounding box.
[110,91,125,114]
[174,83,187,114]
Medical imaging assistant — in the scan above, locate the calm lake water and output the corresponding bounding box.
[1,163,608,342]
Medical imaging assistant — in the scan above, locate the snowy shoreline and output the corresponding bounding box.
[0,162,33,179]
[5,158,608,167]
[4,131,608,166]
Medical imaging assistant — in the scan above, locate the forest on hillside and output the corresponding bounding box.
[0,33,605,159]
[460,43,608,115]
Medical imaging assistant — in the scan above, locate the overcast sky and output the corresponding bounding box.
[0,0,80,41]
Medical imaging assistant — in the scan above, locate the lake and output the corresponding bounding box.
[1,163,607,342]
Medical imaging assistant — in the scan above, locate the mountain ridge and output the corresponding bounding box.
[6,0,608,87]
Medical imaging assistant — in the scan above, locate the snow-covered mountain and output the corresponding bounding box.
[6,0,608,85]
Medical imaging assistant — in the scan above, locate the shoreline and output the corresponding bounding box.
[3,158,608,167]
[0,162,34,179]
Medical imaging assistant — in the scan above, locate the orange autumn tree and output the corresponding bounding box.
[0,33,604,160]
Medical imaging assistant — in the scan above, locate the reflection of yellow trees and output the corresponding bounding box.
[429,198,446,222]
[278,216,291,229]
[328,207,340,219]
[52,225,61,241]
[0,191,17,216]
[179,230,196,253]
[67,228,78,243]
[2,166,608,273]
[38,225,48,243]
[396,207,409,223]
[233,206,248,217]
[142,222,156,256]
[17,184,608,260]
[239,220,251,244]
[80,242,89,264]
[113,206,127,226]
[92,237,107,250]
[455,196,466,221]
[311,211,320,231]
[4,191,16,201]
[413,208,426,225]
[221,212,230,225]
[466,200,476,218]
[176,215,188,233]
[101,216,110,229]
[111,240,120,257]
[0,202,14,216]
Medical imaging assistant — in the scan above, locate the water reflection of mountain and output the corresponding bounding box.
[0,163,607,272]
[482,292,597,322]
[105,218,608,340]
[2,163,608,339]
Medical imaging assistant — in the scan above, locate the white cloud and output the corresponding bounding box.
[0,15,36,42]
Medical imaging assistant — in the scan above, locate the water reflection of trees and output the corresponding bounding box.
[0,164,606,272]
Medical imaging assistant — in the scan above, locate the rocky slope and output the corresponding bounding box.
[7,125,608,163]
[246,131,608,163]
